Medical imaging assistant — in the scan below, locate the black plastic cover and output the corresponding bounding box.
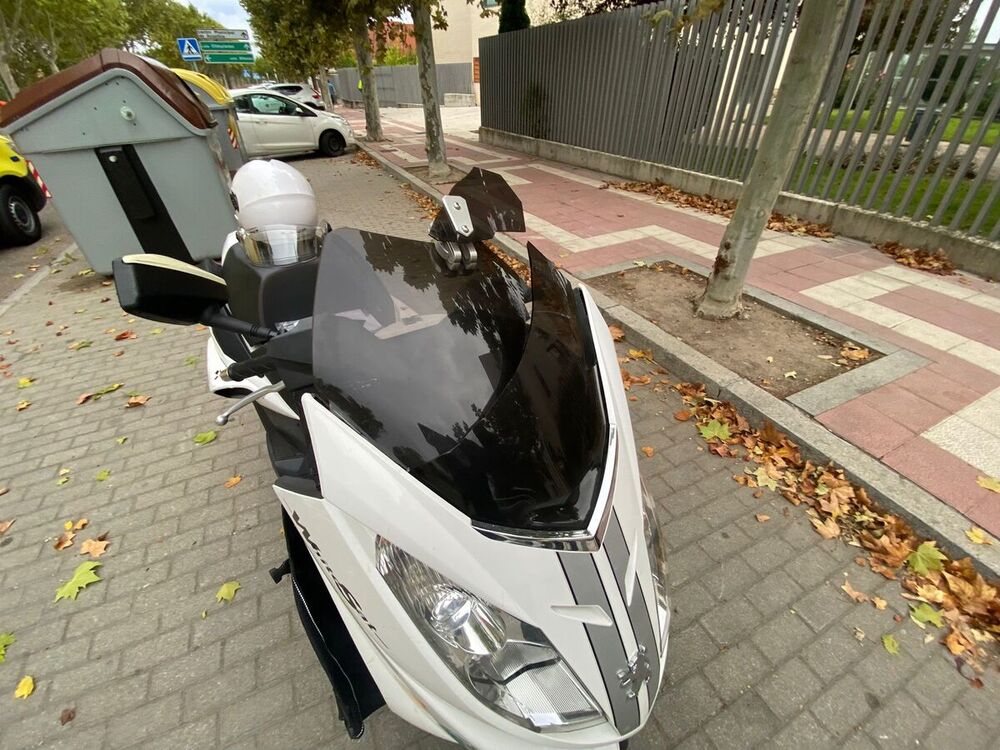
[428,168,526,243]
[312,228,608,533]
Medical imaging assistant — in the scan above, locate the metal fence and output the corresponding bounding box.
[480,0,1000,242]
[336,62,473,107]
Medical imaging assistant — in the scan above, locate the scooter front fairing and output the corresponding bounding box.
[270,228,669,747]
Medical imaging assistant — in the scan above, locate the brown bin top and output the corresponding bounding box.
[0,48,213,131]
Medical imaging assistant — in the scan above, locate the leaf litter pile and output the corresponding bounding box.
[619,342,999,681]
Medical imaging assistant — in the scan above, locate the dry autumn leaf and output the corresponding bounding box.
[755,514,770,523]
[872,596,888,611]
[976,475,1000,494]
[125,394,150,408]
[673,410,693,422]
[15,400,30,411]
[811,516,841,540]
[114,330,137,341]
[840,343,870,361]
[608,324,625,342]
[0,519,13,534]
[79,536,110,559]
[216,581,241,603]
[964,527,993,545]
[59,707,76,725]
[223,475,242,489]
[14,675,34,699]
[640,446,655,458]
[841,580,869,604]
[73,518,88,530]
[53,531,75,551]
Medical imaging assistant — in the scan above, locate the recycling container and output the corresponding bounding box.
[0,49,237,274]
[172,68,247,174]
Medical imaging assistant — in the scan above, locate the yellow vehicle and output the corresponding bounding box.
[0,135,46,245]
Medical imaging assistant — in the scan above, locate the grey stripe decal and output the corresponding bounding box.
[605,512,660,704]
[558,551,640,734]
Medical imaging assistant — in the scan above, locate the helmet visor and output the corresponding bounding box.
[239,225,323,267]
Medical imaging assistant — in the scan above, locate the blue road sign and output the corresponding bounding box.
[176,38,202,61]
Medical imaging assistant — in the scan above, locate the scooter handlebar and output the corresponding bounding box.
[223,355,276,382]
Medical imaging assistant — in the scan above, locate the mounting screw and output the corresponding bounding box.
[460,224,471,234]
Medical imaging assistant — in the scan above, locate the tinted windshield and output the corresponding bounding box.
[312,232,609,534]
[313,229,529,467]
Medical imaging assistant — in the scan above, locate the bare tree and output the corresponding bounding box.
[411,0,448,179]
[696,0,851,320]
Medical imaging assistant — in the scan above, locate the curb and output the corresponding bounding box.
[359,141,1000,578]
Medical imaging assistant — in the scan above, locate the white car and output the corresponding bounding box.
[231,88,354,158]
[265,82,325,110]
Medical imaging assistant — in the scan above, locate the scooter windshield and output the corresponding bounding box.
[313,231,608,534]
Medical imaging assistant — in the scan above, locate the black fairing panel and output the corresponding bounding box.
[281,509,384,738]
[222,244,319,326]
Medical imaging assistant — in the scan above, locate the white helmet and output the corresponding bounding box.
[230,160,322,266]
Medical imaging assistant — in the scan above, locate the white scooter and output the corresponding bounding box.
[112,162,669,749]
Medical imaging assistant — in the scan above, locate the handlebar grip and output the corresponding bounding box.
[225,356,276,382]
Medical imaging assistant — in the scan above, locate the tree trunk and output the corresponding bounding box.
[318,69,334,110]
[411,0,448,180]
[0,56,19,97]
[352,24,383,141]
[696,0,850,320]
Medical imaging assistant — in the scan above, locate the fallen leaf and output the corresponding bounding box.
[63,519,72,530]
[151,328,164,335]
[976,475,1000,493]
[811,516,841,539]
[840,343,870,361]
[59,707,76,725]
[0,487,6,497]
[628,348,653,361]
[853,627,865,642]
[216,581,241,603]
[112,350,124,357]
[184,355,198,366]
[14,675,34,699]
[882,633,900,655]
[608,324,625,342]
[54,561,102,602]
[114,330,137,341]
[115,436,128,445]
[698,420,731,441]
[754,467,777,491]
[125,394,150,408]
[841,580,869,604]
[872,596,888,610]
[0,519,13,534]
[16,377,34,389]
[223,475,242,489]
[79,537,110,558]
[640,446,655,458]
[784,370,797,379]
[67,340,92,351]
[193,431,217,446]
[755,514,770,523]
[77,382,124,405]
[200,610,207,620]
[673,409,692,422]
[53,531,75,551]
[909,602,944,629]
[94,469,111,482]
[906,541,947,576]
[73,518,88,530]
[964,527,993,545]
[0,632,14,662]
[15,400,30,411]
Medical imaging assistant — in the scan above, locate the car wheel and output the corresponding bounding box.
[0,184,41,246]
[319,130,346,157]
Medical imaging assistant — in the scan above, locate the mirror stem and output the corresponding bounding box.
[200,308,277,340]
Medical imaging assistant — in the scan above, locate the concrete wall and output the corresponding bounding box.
[480,127,1000,280]
[432,0,500,66]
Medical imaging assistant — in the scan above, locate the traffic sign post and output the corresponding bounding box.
[176,38,202,62]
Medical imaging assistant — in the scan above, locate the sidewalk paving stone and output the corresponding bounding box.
[1,150,997,750]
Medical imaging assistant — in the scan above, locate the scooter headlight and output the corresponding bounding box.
[376,537,604,732]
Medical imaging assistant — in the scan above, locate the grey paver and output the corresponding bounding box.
[1,151,998,750]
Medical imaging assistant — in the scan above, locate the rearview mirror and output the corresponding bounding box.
[112,254,228,325]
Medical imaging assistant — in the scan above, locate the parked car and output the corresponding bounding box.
[231,88,354,158]
[0,135,46,245]
[264,82,325,110]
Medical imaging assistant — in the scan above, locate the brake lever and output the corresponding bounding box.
[215,381,285,425]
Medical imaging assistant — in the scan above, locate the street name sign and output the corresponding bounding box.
[196,28,250,41]
[200,41,252,52]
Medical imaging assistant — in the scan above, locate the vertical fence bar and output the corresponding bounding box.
[862,0,967,209]
[831,0,918,203]
[790,0,865,193]
[846,0,944,205]
[804,0,889,195]
[733,0,797,179]
[877,2,981,213]
[703,0,753,175]
[953,135,1000,233]
[896,1,998,219]
[675,6,725,170]
[660,8,700,165]
[921,47,1000,222]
